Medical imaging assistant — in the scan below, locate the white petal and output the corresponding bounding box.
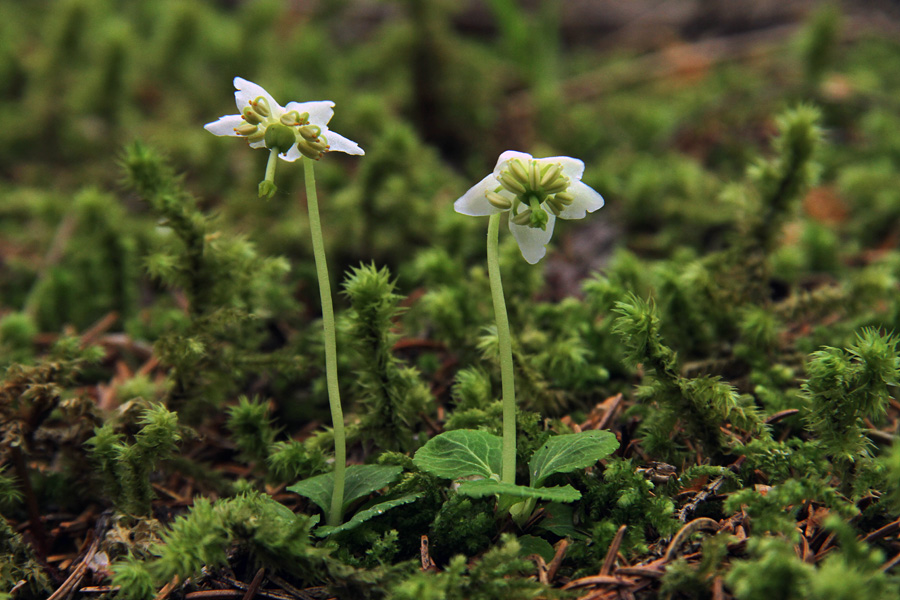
[508,213,556,264]
[286,100,335,126]
[548,156,585,181]
[248,139,267,149]
[281,144,302,162]
[204,114,244,137]
[493,150,533,174]
[234,77,284,115]
[322,128,364,155]
[454,174,505,217]
[557,180,605,220]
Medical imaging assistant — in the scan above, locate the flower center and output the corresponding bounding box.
[233,97,332,158]
[486,158,573,230]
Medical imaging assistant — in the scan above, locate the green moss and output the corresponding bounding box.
[430,495,497,561]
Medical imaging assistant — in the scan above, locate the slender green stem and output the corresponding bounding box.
[303,157,346,526]
[487,213,517,484]
[259,150,279,199]
[265,149,278,182]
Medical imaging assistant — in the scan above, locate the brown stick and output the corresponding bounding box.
[152,577,180,600]
[664,518,720,562]
[881,550,900,573]
[712,576,724,600]
[862,518,900,544]
[615,566,665,579]
[80,311,119,348]
[563,574,632,589]
[596,394,624,431]
[47,533,98,600]
[764,409,800,425]
[547,538,569,583]
[420,535,437,572]
[600,525,627,575]
[241,568,266,600]
[267,574,319,600]
[10,445,49,558]
[532,554,549,586]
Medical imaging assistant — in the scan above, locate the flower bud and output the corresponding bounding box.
[486,191,512,209]
[264,123,296,155]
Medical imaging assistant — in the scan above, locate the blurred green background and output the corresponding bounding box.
[2,0,900,331]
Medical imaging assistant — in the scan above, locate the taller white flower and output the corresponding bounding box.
[454,151,604,264]
[204,77,364,161]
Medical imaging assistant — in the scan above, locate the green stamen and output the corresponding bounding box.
[487,191,512,209]
[250,96,270,117]
[487,157,574,228]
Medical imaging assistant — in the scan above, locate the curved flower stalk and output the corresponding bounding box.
[205,77,364,527]
[454,150,604,264]
[454,151,604,485]
[204,77,363,198]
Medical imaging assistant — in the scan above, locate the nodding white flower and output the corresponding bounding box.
[454,151,604,264]
[204,77,364,161]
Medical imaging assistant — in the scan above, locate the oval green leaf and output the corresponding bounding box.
[413,429,503,480]
[287,464,403,517]
[529,430,619,487]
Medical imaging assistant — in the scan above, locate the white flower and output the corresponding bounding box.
[454,151,604,264]
[204,77,364,160]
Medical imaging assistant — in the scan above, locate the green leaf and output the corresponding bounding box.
[456,479,581,503]
[517,534,556,562]
[316,494,422,537]
[287,464,402,516]
[537,503,587,540]
[287,473,331,516]
[529,430,619,487]
[413,429,502,480]
[344,465,403,507]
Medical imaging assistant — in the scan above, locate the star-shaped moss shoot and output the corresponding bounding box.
[454,151,604,264]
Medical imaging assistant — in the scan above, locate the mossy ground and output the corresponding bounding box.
[1,2,900,599]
